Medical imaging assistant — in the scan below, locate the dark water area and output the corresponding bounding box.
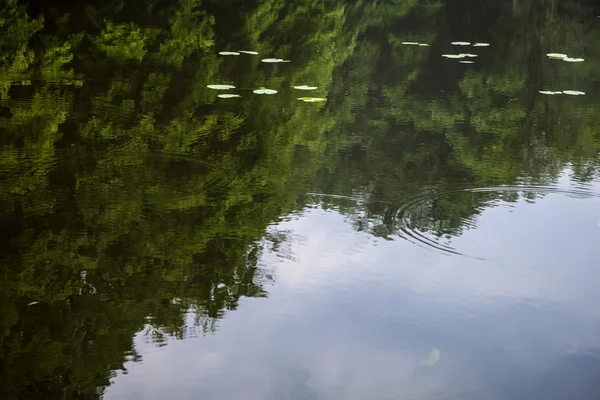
[1,0,600,398]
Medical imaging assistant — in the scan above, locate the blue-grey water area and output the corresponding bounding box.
[1,0,600,399]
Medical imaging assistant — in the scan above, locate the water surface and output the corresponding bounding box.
[1,0,600,399]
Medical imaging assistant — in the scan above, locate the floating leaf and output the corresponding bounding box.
[553,91,563,94]
[27,301,39,306]
[459,53,478,58]
[401,42,419,45]
[219,51,240,56]
[297,97,326,103]
[253,87,278,95]
[459,60,474,64]
[442,54,464,59]
[562,90,585,95]
[451,41,471,46]
[418,43,430,47]
[563,57,584,62]
[238,51,259,55]
[547,53,568,59]
[539,91,556,95]
[218,94,241,99]
[261,58,290,63]
[293,85,318,90]
[207,84,236,90]
[473,42,490,47]
[419,347,441,367]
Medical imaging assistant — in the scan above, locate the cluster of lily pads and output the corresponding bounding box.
[206,84,326,102]
[546,53,584,62]
[441,42,490,64]
[218,50,291,63]
[539,90,585,96]
[538,53,586,96]
[209,50,325,102]
[401,41,430,47]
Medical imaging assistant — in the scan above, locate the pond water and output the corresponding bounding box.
[1,0,600,399]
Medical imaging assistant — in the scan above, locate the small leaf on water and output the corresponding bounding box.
[473,42,490,47]
[451,41,471,46]
[28,301,39,306]
[218,94,241,99]
[539,91,556,95]
[459,60,474,64]
[261,58,291,63]
[253,87,278,95]
[401,42,419,45]
[293,85,318,90]
[553,91,563,94]
[219,51,240,56]
[207,84,236,90]
[562,90,585,95]
[442,54,464,59]
[297,97,326,103]
[419,347,441,367]
[418,43,430,46]
[546,53,568,59]
[238,51,259,55]
[563,57,584,62]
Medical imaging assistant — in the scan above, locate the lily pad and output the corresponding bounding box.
[261,58,291,63]
[547,53,568,59]
[218,94,241,99]
[473,42,490,47]
[219,51,240,56]
[539,91,556,95]
[297,97,326,103]
[442,54,464,59]
[459,53,478,58]
[562,90,585,95]
[418,43,430,47]
[253,87,278,95]
[420,347,441,367]
[207,84,236,90]
[563,57,584,62]
[238,51,259,55]
[401,42,419,45]
[293,85,318,90]
[451,41,471,46]
[459,60,475,64]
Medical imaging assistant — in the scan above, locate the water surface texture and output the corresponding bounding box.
[2,0,600,399]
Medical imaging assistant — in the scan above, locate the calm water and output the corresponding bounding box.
[2,0,600,399]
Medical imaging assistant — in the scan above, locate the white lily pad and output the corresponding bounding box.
[401,42,419,45]
[297,97,326,103]
[207,84,236,90]
[553,91,563,94]
[563,57,584,62]
[539,91,556,95]
[459,60,475,64]
[451,41,471,46]
[418,43,430,46]
[261,58,291,63]
[238,51,259,55]
[293,85,318,90]
[473,42,490,47]
[547,53,568,59]
[420,347,441,367]
[562,90,585,95]
[218,94,241,99]
[219,51,240,56]
[253,87,278,95]
[459,53,478,58]
[442,54,464,59]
